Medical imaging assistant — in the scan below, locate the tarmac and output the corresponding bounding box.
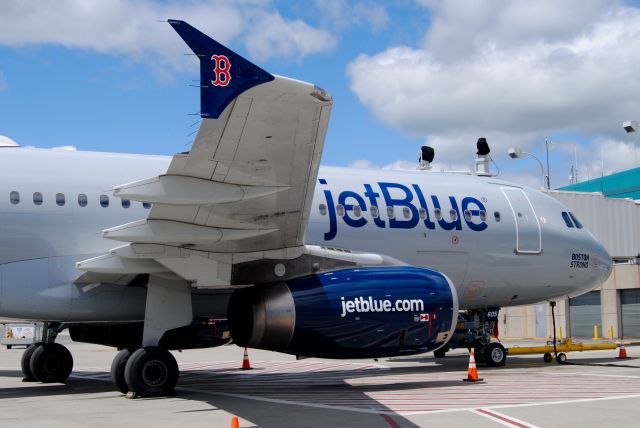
[0,335,638,427]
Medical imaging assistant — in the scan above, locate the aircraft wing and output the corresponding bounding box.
[76,20,335,287]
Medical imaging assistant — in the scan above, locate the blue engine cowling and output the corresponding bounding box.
[228,266,458,359]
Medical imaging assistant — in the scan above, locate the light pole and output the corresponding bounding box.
[545,139,551,189]
[508,147,549,189]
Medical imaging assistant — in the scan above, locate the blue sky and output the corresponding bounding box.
[2,0,640,189]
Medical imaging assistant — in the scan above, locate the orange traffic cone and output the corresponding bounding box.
[241,347,252,370]
[230,415,240,428]
[617,337,630,359]
[462,349,483,382]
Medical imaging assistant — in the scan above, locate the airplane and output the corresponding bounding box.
[0,20,611,398]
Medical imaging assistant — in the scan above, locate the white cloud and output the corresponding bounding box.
[244,11,336,62]
[0,0,335,78]
[52,145,77,151]
[348,159,378,169]
[348,158,473,174]
[313,1,389,33]
[347,1,640,177]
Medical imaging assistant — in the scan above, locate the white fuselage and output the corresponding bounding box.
[0,147,611,321]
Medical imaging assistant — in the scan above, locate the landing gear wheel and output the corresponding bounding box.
[124,347,178,397]
[111,348,135,394]
[543,352,553,363]
[29,343,73,383]
[21,342,44,381]
[482,343,507,367]
[556,352,567,364]
[434,346,448,358]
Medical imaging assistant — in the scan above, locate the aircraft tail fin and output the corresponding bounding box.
[168,19,274,119]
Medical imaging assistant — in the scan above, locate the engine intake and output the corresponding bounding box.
[228,266,458,359]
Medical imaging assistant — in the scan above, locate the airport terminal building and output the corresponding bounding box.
[501,167,640,339]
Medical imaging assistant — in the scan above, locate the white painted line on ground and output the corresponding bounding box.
[559,371,640,379]
[471,409,539,428]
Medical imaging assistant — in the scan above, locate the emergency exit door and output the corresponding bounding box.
[500,187,542,254]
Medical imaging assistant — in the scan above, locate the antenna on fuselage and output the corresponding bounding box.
[475,137,492,176]
[418,145,434,170]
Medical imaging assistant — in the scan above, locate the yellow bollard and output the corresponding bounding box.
[593,325,600,340]
[558,326,563,339]
[609,325,614,339]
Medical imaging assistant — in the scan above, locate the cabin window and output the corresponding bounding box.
[33,192,43,206]
[100,194,109,208]
[403,207,411,219]
[449,209,458,221]
[370,205,379,218]
[434,208,442,221]
[319,204,327,215]
[464,210,472,222]
[418,207,426,220]
[142,202,152,209]
[569,212,583,229]
[494,211,501,222]
[56,193,65,206]
[121,199,131,209]
[78,194,88,207]
[561,211,574,228]
[353,205,362,218]
[9,191,19,205]
[479,210,487,222]
[336,204,345,217]
[387,206,395,219]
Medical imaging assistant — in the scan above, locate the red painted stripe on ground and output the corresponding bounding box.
[380,414,403,428]
[477,409,531,428]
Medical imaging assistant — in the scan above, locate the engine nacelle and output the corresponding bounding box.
[228,266,458,359]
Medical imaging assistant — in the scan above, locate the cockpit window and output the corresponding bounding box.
[569,212,583,229]
[561,211,574,228]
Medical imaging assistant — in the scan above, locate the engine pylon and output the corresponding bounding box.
[463,349,483,382]
[241,347,252,370]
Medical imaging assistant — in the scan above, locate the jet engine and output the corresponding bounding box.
[228,266,458,359]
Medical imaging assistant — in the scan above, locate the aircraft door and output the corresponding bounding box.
[500,187,542,254]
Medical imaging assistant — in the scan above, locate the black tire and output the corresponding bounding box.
[543,352,553,363]
[556,352,567,364]
[433,347,448,358]
[30,343,73,383]
[474,348,485,364]
[482,342,507,367]
[111,348,135,394]
[21,342,44,380]
[124,347,178,397]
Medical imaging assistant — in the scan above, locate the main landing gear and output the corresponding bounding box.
[20,323,73,383]
[111,346,179,397]
[110,275,192,398]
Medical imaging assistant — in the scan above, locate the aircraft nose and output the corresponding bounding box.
[590,237,612,285]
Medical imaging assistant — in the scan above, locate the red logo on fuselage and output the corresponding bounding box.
[211,54,231,87]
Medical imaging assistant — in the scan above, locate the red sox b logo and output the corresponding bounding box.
[211,54,231,87]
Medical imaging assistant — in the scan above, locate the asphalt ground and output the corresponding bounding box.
[0,336,638,428]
